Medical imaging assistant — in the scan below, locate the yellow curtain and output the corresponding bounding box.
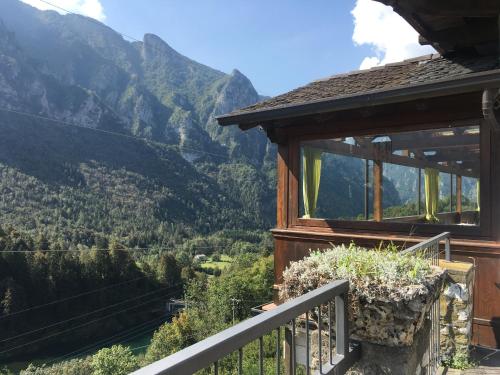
[424,168,440,222]
[302,147,322,218]
[476,180,480,212]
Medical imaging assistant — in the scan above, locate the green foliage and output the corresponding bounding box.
[91,345,139,375]
[282,243,433,301]
[0,227,181,361]
[0,366,14,375]
[442,349,476,370]
[144,255,274,370]
[145,313,196,363]
[156,253,181,287]
[20,358,92,375]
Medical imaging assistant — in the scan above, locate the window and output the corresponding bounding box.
[299,125,480,226]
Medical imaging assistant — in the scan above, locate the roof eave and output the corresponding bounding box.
[216,68,500,128]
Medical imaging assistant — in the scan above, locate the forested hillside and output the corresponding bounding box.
[0,1,278,367]
[0,0,276,247]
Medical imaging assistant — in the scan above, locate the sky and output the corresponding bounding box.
[21,0,435,96]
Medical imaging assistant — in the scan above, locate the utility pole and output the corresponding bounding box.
[230,298,241,324]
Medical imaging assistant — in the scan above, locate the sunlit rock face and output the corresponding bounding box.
[439,260,474,362]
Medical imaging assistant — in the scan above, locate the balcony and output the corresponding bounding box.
[132,279,360,375]
[131,232,483,375]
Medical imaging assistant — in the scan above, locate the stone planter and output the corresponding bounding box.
[282,267,446,348]
[346,268,445,347]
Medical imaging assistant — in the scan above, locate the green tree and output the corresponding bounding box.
[211,252,221,262]
[156,253,180,287]
[145,313,195,363]
[91,345,138,375]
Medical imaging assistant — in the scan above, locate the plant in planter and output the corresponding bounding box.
[280,243,446,347]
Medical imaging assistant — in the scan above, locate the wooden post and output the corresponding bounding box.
[277,145,289,229]
[364,159,369,220]
[373,160,383,222]
[450,174,454,212]
[456,175,462,214]
[418,168,422,215]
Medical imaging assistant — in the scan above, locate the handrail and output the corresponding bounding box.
[400,231,451,261]
[400,231,450,375]
[132,280,358,375]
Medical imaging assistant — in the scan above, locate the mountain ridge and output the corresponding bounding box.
[0,0,276,245]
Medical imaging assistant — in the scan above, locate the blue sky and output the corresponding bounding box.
[22,0,435,96]
[102,0,366,96]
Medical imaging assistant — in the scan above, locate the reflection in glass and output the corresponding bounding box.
[299,125,480,226]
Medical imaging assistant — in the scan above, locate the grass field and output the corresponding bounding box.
[200,254,233,270]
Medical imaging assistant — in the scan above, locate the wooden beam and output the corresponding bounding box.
[303,139,479,178]
[417,19,498,50]
[425,149,480,163]
[391,133,479,150]
[377,0,500,17]
[373,160,383,222]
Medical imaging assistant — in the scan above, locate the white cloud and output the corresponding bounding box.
[351,0,435,69]
[21,0,106,21]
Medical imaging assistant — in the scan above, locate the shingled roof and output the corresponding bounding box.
[217,54,500,126]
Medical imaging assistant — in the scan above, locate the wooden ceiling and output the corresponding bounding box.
[303,126,480,178]
[375,0,500,56]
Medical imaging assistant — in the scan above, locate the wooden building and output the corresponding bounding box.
[217,1,500,348]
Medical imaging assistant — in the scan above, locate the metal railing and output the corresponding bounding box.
[132,280,360,375]
[400,231,451,375]
[400,231,451,265]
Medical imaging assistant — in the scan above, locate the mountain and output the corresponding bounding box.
[0,0,276,246]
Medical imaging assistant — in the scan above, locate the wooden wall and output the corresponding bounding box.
[269,92,500,348]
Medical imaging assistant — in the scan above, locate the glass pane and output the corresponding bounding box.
[299,124,480,226]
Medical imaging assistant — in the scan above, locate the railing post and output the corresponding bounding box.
[284,325,292,375]
[445,236,451,261]
[335,293,349,358]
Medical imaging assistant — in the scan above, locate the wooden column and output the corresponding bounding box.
[277,145,289,229]
[418,168,422,215]
[456,175,462,214]
[373,160,383,222]
[450,174,454,212]
[364,159,369,220]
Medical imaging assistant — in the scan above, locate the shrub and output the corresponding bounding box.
[20,358,92,375]
[145,313,195,364]
[91,345,139,375]
[442,349,476,370]
[281,242,433,302]
[280,243,445,346]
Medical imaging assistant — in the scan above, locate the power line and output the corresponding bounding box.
[0,284,180,343]
[0,108,229,160]
[0,288,180,354]
[0,108,144,143]
[0,244,226,253]
[0,246,167,254]
[49,315,165,364]
[0,275,148,319]
[36,0,143,43]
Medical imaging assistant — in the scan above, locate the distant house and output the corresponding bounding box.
[193,254,207,262]
[218,1,500,349]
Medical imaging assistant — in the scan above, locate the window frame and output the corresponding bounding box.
[287,121,491,239]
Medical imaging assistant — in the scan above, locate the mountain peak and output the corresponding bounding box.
[142,33,177,54]
[231,68,243,76]
[229,69,252,85]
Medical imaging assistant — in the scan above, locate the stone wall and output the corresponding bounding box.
[439,260,474,361]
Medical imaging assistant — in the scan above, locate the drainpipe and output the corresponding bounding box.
[482,14,500,131]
